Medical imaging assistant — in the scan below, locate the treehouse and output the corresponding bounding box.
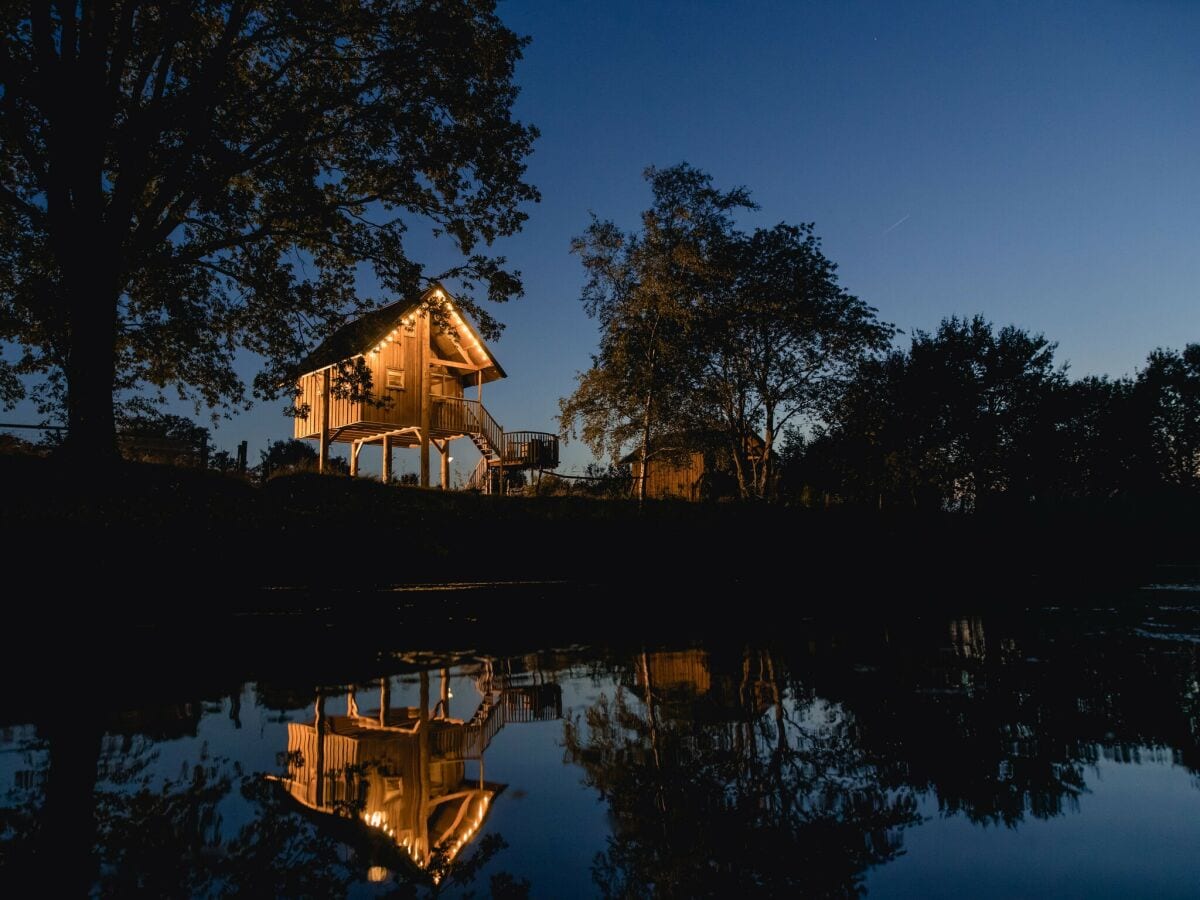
[293,285,558,491]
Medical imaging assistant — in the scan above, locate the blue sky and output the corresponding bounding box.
[7,1,1199,480]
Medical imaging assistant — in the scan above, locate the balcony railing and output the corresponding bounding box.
[503,431,559,468]
[431,397,504,456]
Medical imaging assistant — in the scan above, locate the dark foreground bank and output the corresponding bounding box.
[1,455,1197,618]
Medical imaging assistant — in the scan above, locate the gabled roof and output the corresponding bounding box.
[620,429,767,463]
[296,285,506,381]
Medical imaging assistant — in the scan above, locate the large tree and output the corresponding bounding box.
[558,163,753,503]
[0,1,538,455]
[698,223,891,500]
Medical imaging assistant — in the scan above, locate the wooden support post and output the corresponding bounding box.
[497,426,506,496]
[379,677,390,728]
[419,311,431,487]
[318,368,331,473]
[477,369,483,404]
[314,691,326,807]
[439,440,450,490]
[417,671,431,861]
[349,440,361,477]
[381,434,391,483]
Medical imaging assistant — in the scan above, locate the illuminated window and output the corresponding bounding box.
[386,368,405,390]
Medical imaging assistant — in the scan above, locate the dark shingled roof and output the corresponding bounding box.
[296,296,423,375]
[620,430,766,463]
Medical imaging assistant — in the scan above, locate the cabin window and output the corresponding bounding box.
[430,371,463,398]
[386,368,405,390]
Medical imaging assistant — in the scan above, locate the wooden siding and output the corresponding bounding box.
[293,370,364,439]
[636,650,713,695]
[634,452,705,501]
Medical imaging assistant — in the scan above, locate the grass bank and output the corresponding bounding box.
[1,455,1196,618]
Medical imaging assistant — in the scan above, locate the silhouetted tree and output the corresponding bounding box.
[257,438,317,479]
[558,164,754,504]
[1033,375,1139,500]
[697,224,891,499]
[0,2,538,457]
[207,448,237,473]
[1134,344,1200,492]
[807,316,1065,509]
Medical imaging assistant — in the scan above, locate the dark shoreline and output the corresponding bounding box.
[2,454,1197,615]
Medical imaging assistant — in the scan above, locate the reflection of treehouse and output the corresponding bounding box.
[276,669,561,874]
[293,284,559,492]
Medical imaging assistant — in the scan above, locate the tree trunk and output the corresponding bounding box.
[638,389,653,508]
[62,265,120,460]
[37,718,102,894]
[729,434,751,500]
[760,406,776,501]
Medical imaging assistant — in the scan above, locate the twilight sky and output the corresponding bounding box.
[9,1,1200,480]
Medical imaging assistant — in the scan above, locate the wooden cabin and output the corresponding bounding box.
[623,431,766,501]
[293,285,558,490]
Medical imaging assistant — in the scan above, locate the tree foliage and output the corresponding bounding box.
[558,163,754,502]
[560,164,889,502]
[698,223,891,499]
[791,322,1200,509]
[0,1,539,454]
[1136,344,1200,491]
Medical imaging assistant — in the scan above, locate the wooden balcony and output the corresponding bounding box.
[502,431,559,469]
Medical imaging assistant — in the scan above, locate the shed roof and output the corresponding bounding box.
[620,430,766,463]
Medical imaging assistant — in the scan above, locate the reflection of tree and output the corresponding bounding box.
[795,615,1200,828]
[563,650,920,898]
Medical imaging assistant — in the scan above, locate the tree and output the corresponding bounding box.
[1034,375,1138,500]
[257,437,324,479]
[562,650,920,896]
[0,1,538,457]
[558,164,754,504]
[1134,344,1200,492]
[698,223,891,500]
[811,316,1065,509]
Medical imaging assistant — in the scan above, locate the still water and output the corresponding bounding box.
[2,591,1198,897]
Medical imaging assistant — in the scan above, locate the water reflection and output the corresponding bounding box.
[564,649,921,897]
[275,665,561,883]
[0,601,1197,897]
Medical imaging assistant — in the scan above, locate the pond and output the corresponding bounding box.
[1,587,1198,897]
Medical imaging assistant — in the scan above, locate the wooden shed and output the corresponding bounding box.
[622,431,766,501]
[293,285,557,490]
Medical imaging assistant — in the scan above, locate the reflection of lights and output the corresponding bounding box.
[367,866,390,883]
